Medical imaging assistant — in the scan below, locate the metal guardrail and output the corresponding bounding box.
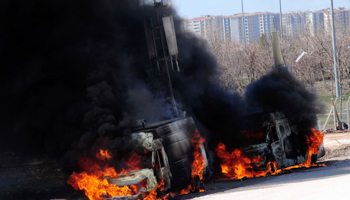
[322,97,350,131]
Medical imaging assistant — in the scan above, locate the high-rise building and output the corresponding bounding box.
[323,7,350,34]
[229,12,280,44]
[183,15,232,42]
[183,17,206,37]
[182,7,350,43]
[229,15,244,43]
[183,12,279,44]
[307,10,326,36]
[282,11,309,37]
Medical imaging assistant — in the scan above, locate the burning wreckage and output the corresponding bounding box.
[244,113,325,171]
[68,117,209,200]
[105,117,209,199]
[0,0,328,200]
[67,113,325,200]
[66,1,325,199]
[216,112,325,180]
[68,1,211,199]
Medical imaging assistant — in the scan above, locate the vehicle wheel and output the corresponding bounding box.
[200,182,205,190]
[311,154,317,164]
[270,162,275,173]
[191,175,201,193]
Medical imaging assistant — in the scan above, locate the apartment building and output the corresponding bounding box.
[183,7,349,44]
[183,15,231,42]
[184,12,279,44]
[307,10,326,36]
[305,7,350,36]
[323,7,350,34]
[282,11,309,37]
[229,12,280,44]
[183,17,205,37]
[259,13,280,38]
[230,16,243,43]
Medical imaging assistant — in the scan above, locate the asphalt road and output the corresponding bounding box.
[1,132,350,200]
[181,159,350,200]
[180,132,350,200]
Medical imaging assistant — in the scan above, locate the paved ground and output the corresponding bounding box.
[180,131,350,200]
[1,132,350,200]
[181,160,350,200]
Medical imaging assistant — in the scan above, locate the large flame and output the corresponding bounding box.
[178,131,206,195]
[191,131,206,181]
[216,143,280,179]
[216,128,325,179]
[67,151,142,200]
[285,128,326,169]
[68,130,207,200]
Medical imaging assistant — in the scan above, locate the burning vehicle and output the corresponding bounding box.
[216,112,325,180]
[241,112,325,172]
[100,117,209,200]
[0,0,329,200]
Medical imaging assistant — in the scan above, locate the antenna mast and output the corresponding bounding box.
[144,0,179,117]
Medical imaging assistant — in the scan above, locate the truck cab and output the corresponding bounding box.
[105,117,209,200]
[242,112,324,171]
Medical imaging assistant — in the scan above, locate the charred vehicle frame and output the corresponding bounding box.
[242,112,325,172]
[105,117,210,200]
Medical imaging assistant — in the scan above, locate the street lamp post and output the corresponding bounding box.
[279,0,283,40]
[330,0,342,121]
[330,0,341,98]
[241,0,246,49]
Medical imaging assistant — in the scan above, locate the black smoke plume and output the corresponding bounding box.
[0,0,324,175]
[245,66,325,133]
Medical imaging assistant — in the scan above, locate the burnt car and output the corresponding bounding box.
[241,112,325,172]
[105,117,210,200]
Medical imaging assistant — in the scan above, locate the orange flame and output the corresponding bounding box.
[216,143,280,179]
[216,128,325,179]
[178,130,206,195]
[68,130,208,200]
[191,131,206,181]
[96,149,112,160]
[285,128,326,169]
[67,151,143,200]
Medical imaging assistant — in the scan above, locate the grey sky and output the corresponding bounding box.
[171,0,350,19]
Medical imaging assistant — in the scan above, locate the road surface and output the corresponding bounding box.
[181,132,350,200]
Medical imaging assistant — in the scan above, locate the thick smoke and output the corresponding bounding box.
[0,0,323,175]
[245,66,325,133]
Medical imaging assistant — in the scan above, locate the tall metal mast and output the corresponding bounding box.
[152,0,178,117]
[279,0,283,41]
[241,0,246,48]
[330,0,341,98]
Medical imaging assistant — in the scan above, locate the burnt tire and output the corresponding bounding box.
[270,162,275,173]
[191,175,201,193]
[311,154,317,164]
[155,118,195,192]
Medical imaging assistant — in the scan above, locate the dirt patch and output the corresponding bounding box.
[319,144,350,161]
[317,131,350,161]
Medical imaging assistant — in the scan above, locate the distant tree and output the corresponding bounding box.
[258,33,269,47]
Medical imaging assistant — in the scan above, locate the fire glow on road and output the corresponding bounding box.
[191,159,350,200]
[216,129,325,180]
[67,131,207,200]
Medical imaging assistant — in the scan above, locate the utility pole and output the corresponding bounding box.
[330,0,340,98]
[279,0,283,40]
[330,0,341,121]
[153,0,178,117]
[241,0,246,49]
